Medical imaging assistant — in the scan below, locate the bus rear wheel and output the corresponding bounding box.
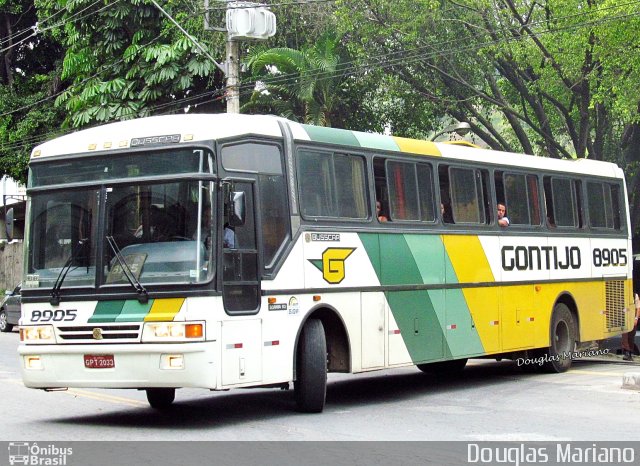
[541,303,576,373]
[294,318,327,413]
[417,358,468,375]
[146,388,175,409]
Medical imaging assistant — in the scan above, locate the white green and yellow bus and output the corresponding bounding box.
[18,114,634,412]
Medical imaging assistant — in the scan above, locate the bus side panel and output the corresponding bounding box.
[362,233,488,364]
[441,235,501,355]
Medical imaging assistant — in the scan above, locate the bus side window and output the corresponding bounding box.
[543,177,555,227]
[587,181,623,230]
[448,166,487,224]
[373,157,389,222]
[438,165,453,224]
[297,150,368,220]
[544,176,582,228]
[499,172,541,226]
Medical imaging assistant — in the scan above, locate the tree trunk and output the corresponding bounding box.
[621,122,640,234]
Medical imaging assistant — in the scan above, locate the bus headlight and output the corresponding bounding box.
[142,322,204,342]
[20,325,56,344]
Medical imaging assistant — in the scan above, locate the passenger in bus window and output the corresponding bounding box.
[497,203,509,227]
[376,201,388,222]
[441,202,454,224]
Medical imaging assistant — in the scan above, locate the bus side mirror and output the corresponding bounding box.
[228,191,246,227]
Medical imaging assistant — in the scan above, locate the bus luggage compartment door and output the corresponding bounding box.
[221,319,263,386]
[361,292,385,369]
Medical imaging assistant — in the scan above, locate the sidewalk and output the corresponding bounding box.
[585,350,640,364]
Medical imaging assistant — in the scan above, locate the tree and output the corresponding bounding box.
[0,0,65,183]
[337,0,640,231]
[244,32,350,126]
[38,0,228,127]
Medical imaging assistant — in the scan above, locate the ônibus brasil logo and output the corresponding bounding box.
[8,442,73,465]
[308,248,356,284]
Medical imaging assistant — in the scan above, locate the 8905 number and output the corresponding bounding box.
[592,248,627,267]
[30,309,77,322]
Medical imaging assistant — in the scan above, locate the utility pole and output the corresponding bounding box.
[225,39,241,114]
[216,1,276,113]
[154,1,276,115]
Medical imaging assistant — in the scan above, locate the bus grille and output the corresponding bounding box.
[605,280,626,330]
[56,324,142,343]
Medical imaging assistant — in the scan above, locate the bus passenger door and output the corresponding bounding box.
[222,181,260,313]
[220,181,263,385]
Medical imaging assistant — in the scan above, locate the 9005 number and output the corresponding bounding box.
[592,248,627,267]
[30,309,77,322]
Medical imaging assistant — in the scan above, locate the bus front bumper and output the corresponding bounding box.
[18,342,218,389]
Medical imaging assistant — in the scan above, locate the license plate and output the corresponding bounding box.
[84,354,115,369]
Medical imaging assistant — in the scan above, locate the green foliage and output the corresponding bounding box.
[0,0,65,182]
[243,32,340,126]
[39,0,226,126]
[335,0,640,231]
[0,79,65,183]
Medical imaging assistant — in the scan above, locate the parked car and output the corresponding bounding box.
[0,283,21,332]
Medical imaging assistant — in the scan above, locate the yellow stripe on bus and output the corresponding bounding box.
[442,235,500,353]
[393,137,441,157]
[442,235,494,283]
[144,298,185,321]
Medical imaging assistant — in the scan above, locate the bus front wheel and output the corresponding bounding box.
[294,318,327,413]
[146,388,175,409]
[541,303,576,373]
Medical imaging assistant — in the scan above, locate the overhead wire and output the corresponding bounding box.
[2,0,640,152]
[233,5,640,99]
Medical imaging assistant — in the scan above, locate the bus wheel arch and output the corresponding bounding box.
[292,306,351,413]
[294,306,351,375]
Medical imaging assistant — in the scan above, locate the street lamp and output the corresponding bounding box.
[430,122,471,141]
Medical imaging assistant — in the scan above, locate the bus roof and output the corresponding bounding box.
[32,113,623,179]
[31,114,285,159]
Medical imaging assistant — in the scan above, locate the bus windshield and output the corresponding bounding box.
[26,179,215,290]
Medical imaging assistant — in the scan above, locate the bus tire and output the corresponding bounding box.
[146,388,175,409]
[541,303,576,373]
[295,318,327,413]
[417,358,468,375]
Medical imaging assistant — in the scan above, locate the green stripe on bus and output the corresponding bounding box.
[359,232,486,361]
[115,299,154,322]
[353,132,400,152]
[360,233,443,362]
[88,300,126,323]
[302,124,361,147]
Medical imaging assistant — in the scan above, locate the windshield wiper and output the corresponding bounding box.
[105,236,149,304]
[50,239,88,306]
